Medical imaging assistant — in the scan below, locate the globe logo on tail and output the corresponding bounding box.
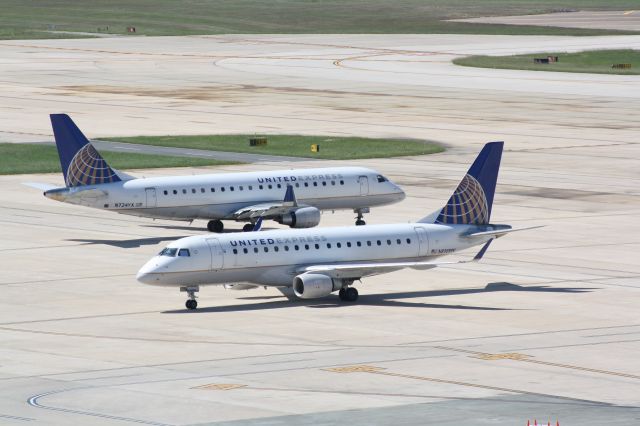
[66,144,120,187]
[436,174,488,225]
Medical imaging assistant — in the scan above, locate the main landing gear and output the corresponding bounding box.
[181,286,199,310]
[207,220,224,233]
[242,223,255,232]
[338,287,359,302]
[354,207,369,226]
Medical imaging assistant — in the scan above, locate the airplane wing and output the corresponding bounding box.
[230,184,303,220]
[296,239,493,280]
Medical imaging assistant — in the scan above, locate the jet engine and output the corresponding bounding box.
[276,206,321,228]
[293,273,340,299]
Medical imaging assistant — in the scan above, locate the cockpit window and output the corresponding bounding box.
[159,248,177,257]
[178,249,190,257]
[377,175,388,183]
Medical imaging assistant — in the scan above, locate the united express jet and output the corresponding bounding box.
[30,115,405,231]
[138,141,534,310]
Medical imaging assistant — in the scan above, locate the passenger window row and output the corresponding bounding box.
[231,238,412,255]
[161,180,346,196]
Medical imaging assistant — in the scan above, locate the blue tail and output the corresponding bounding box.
[435,141,503,225]
[50,114,121,187]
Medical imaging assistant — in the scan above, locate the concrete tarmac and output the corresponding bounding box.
[1,34,639,425]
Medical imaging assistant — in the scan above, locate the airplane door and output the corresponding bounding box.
[358,176,369,195]
[145,188,157,208]
[414,227,430,257]
[206,238,224,271]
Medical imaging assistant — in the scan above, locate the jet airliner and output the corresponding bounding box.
[138,141,533,310]
[30,114,405,231]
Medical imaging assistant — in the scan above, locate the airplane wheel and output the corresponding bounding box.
[355,219,366,226]
[344,287,358,302]
[185,299,198,310]
[207,220,224,233]
[242,223,254,232]
[338,288,346,300]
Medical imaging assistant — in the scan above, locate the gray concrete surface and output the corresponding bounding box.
[451,10,640,32]
[0,34,639,425]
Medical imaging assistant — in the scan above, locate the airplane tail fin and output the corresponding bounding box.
[421,141,504,225]
[50,114,121,187]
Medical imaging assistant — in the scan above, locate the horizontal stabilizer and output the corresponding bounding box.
[464,225,544,239]
[22,182,58,191]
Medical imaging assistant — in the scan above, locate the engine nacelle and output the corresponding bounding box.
[293,273,340,299]
[277,207,321,228]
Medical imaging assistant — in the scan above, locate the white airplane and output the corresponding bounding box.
[138,141,533,310]
[29,114,405,232]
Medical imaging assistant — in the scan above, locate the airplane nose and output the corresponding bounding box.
[136,260,162,285]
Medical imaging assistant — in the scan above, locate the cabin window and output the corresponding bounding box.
[163,190,168,195]
[201,188,205,193]
[221,187,225,192]
[331,181,335,186]
[268,184,273,189]
[322,181,326,186]
[159,248,177,257]
[347,242,351,248]
[337,242,341,248]
[357,241,362,247]
[387,240,392,245]
[274,246,279,252]
[232,249,238,255]
[367,241,372,246]
[254,247,259,253]
[243,248,248,254]
[340,180,344,185]
[178,249,190,257]
[377,240,382,246]
[295,183,300,188]
[264,247,269,252]
[326,243,331,249]
[304,182,309,187]
[313,182,318,187]
[173,190,177,195]
[248,185,253,190]
[211,188,215,192]
[277,184,281,189]
[182,189,187,194]
[396,239,401,244]
[295,245,300,251]
[259,185,263,190]
[230,186,234,191]
[406,238,411,244]
[239,186,243,191]
[314,244,320,249]
[192,189,196,194]
[284,246,289,251]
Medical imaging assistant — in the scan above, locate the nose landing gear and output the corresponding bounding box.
[181,286,199,310]
[207,220,224,233]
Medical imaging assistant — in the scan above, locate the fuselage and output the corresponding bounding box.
[136,222,489,288]
[45,166,404,221]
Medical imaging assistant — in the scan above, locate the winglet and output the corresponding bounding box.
[252,217,263,232]
[473,239,493,262]
[283,184,297,206]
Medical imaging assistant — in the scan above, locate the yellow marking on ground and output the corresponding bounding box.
[473,352,532,361]
[191,383,247,391]
[324,365,385,373]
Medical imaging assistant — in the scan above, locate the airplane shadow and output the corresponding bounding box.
[68,236,185,249]
[141,224,280,233]
[162,282,597,314]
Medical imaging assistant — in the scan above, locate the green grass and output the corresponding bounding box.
[103,135,444,160]
[0,0,639,40]
[0,143,238,175]
[454,49,640,75]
